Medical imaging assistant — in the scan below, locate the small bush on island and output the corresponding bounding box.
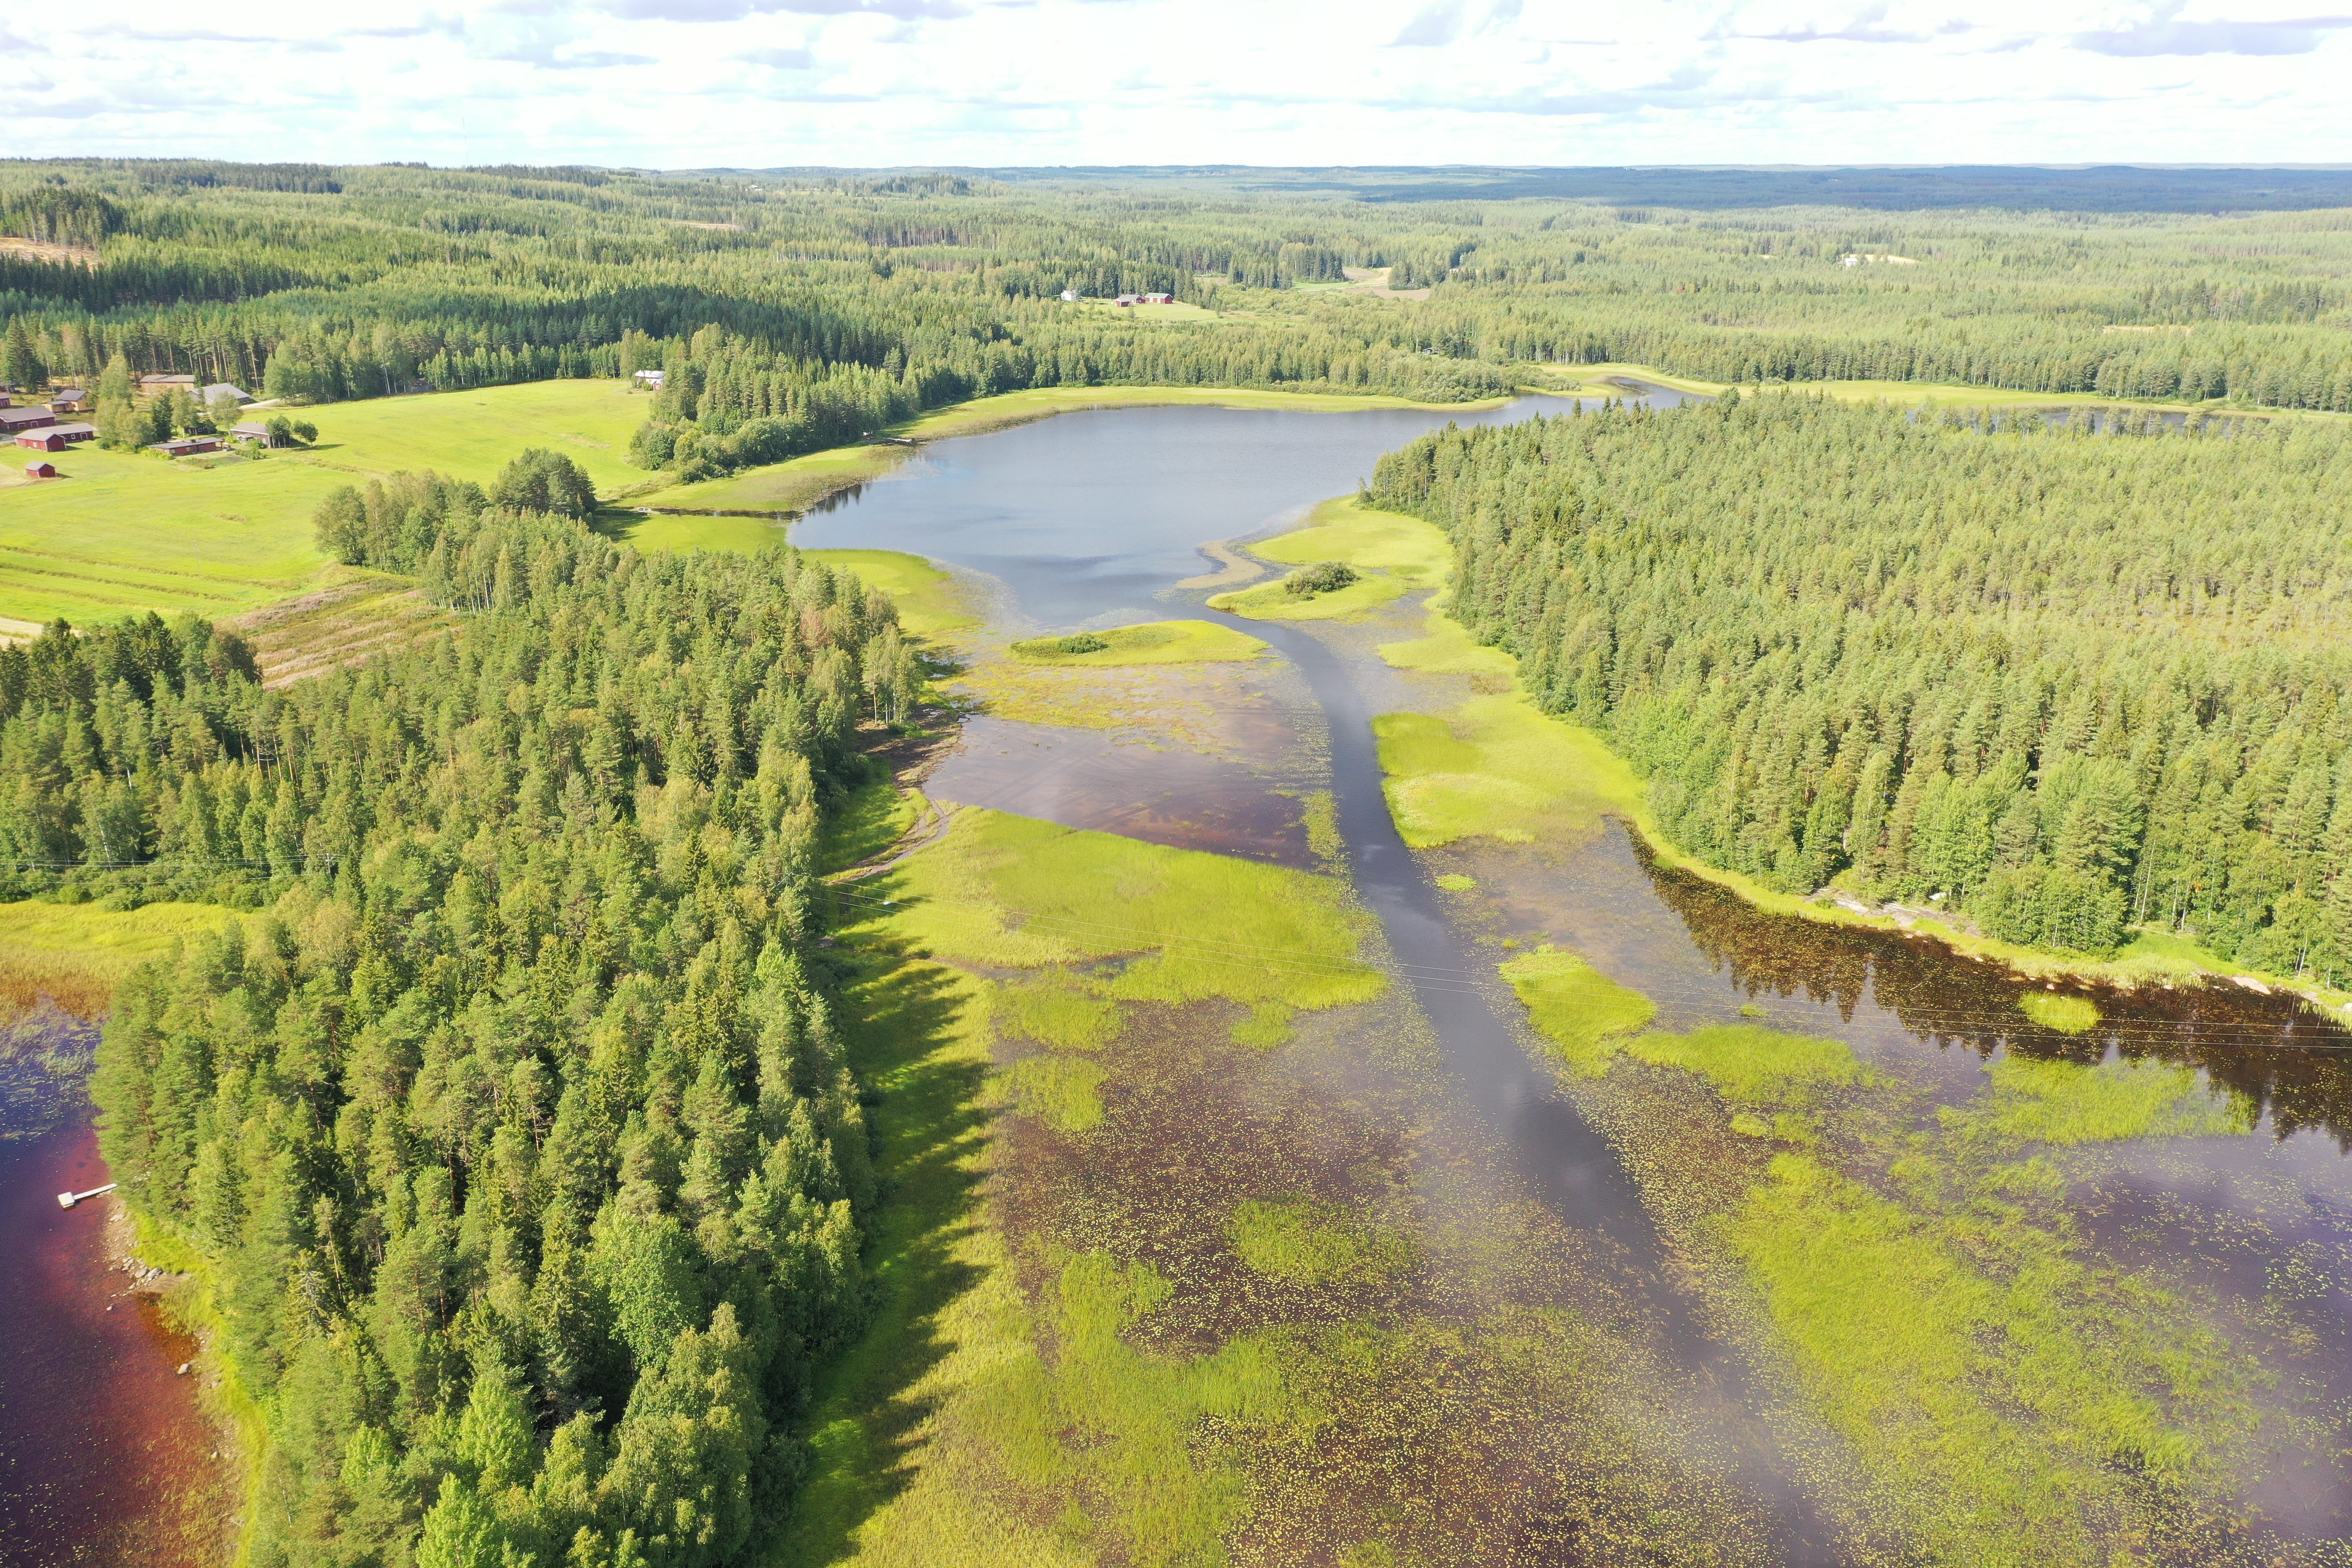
[1283,560,1359,597]
[1012,631,1109,656]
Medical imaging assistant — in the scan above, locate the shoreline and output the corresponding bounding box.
[1205,512,2352,1022]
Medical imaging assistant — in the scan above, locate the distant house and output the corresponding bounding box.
[151,435,221,456]
[1060,289,1079,301]
[23,460,56,479]
[0,407,56,433]
[231,420,279,445]
[49,389,89,413]
[1114,294,1138,306]
[139,374,198,392]
[17,424,95,452]
[1140,292,1174,305]
[633,369,666,389]
[197,383,252,405]
[0,393,11,409]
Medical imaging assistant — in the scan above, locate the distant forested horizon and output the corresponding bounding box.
[6,157,2352,476]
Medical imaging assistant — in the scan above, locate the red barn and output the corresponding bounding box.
[0,407,55,433]
[23,460,55,479]
[17,423,94,452]
[151,435,222,456]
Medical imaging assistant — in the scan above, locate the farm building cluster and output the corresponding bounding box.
[1057,290,1176,305]
[5,377,263,477]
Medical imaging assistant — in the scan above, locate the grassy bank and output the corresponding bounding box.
[1249,502,2352,1006]
[0,898,253,1017]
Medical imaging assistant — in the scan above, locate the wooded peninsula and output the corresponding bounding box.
[4,160,2352,1568]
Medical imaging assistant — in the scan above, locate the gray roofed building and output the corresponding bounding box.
[198,383,253,405]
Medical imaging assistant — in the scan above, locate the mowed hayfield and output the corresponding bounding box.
[0,379,655,626]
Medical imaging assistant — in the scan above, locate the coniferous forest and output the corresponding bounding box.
[1371,396,2352,975]
[10,511,909,1566]
[9,159,2352,1566]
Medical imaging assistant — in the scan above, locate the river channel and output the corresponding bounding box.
[802,390,2352,1562]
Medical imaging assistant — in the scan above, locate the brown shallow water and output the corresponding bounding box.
[0,1017,231,1568]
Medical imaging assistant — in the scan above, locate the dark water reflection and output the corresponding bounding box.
[1626,832,2352,1140]
[926,715,1317,867]
[812,393,2352,1554]
[0,1009,228,1568]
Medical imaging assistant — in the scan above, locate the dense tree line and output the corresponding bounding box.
[1371,396,2352,974]
[6,160,2352,438]
[1,524,919,1566]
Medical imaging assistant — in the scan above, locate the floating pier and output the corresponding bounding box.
[56,1183,116,1210]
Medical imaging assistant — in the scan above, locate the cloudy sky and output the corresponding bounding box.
[3,0,2342,168]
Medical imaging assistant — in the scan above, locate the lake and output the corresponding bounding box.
[806,389,2352,1561]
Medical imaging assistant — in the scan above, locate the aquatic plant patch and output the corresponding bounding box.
[1008,619,1267,666]
[1625,1024,1871,1109]
[992,1054,1109,1133]
[994,973,1124,1051]
[2017,990,2101,1034]
[866,807,1384,1011]
[1372,696,1642,848]
[1726,1152,2257,1566]
[1228,1197,1413,1287]
[1941,1054,2254,1147]
[1496,946,1657,1075]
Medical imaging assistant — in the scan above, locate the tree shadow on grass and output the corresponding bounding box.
[779,906,1000,1566]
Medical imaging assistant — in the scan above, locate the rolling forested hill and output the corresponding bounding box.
[0,497,913,1564]
[1369,395,2352,974]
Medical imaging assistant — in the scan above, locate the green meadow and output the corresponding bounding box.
[0,897,253,1015]
[1008,619,1266,666]
[0,378,652,625]
[0,377,987,648]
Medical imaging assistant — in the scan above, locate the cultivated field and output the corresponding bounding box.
[0,379,652,625]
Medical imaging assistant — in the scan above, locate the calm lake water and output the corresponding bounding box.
[806,391,2352,1559]
[793,390,1698,628]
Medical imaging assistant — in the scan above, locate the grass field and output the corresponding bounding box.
[0,897,252,1016]
[1008,619,1266,666]
[1547,361,2308,419]
[0,379,654,626]
[805,550,978,639]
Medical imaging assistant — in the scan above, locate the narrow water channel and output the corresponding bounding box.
[1226,612,1843,1561]
[802,389,2352,1556]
